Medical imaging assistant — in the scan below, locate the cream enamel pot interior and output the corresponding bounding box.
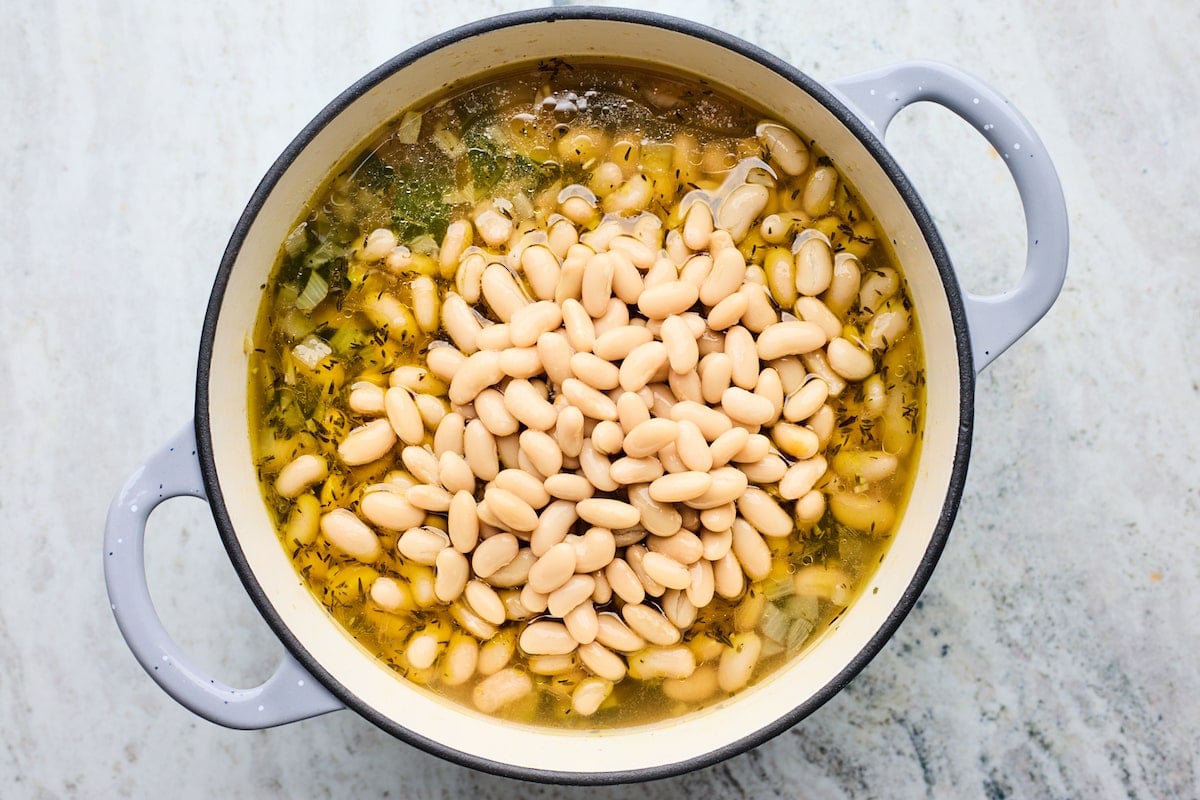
[104,7,1067,784]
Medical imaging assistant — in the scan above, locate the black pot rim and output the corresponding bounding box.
[196,5,974,786]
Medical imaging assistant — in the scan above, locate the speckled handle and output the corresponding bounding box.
[830,61,1069,374]
[104,422,344,728]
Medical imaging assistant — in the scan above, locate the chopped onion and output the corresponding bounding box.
[786,617,815,651]
[294,270,328,312]
[396,110,423,144]
[784,592,819,623]
[759,603,792,645]
[291,335,332,369]
[760,573,795,602]
[284,222,308,258]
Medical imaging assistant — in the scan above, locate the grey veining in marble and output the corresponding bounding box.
[2,1,1197,797]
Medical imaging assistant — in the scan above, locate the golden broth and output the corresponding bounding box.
[248,62,923,728]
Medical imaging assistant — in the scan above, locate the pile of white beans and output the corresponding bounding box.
[269,114,915,721]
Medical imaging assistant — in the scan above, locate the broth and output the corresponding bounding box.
[247,62,923,728]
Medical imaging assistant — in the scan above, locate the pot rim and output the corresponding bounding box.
[195,5,974,785]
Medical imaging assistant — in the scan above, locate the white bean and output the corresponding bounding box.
[595,610,647,652]
[627,646,696,680]
[555,405,585,459]
[661,315,699,374]
[662,664,720,704]
[562,378,618,421]
[570,351,621,391]
[464,580,507,626]
[425,344,466,384]
[521,244,561,301]
[338,418,396,467]
[472,533,519,578]
[472,668,532,713]
[724,326,759,390]
[685,559,716,608]
[582,252,615,317]
[440,633,479,687]
[519,429,563,477]
[434,547,470,602]
[823,252,862,316]
[463,419,499,482]
[713,551,745,599]
[682,202,714,250]
[794,296,843,341]
[647,530,704,565]
[370,576,408,612]
[716,184,769,243]
[779,455,828,501]
[578,642,627,682]
[801,166,837,217]
[730,518,772,580]
[707,291,750,331]
[503,378,558,431]
[411,276,439,332]
[641,552,691,591]
[448,351,504,405]
[621,604,681,646]
[571,527,617,573]
[571,677,613,716]
[474,209,514,247]
[527,542,578,594]
[480,263,528,322]
[446,490,479,552]
[397,525,450,566]
[576,498,641,530]
[699,245,748,306]
[484,487,539,532]
[400,445,440,485]
[826,337,875,381]
[669,400,732,442]
[455,252,486,305]
[361,228,398,261]
[756,320,827,361]
[360,487,425,531]
[756,121,809,175]
[610,249,645,304]
[560,298,596,352]
[564,599,600,644]
[509,300,564,348]
[274,454,327,499]
[783,377,830,423]
[319,509,381,562]
[406,631,441,670]
[475,322,513,351]
[519,620,578,655]
[648,472,713,503]
[737,488,794,538]
[637,280,699,319]
[594,325,654,361]
[721,386,775,426]
[347,381,386,416]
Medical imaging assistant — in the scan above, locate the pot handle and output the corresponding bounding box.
[104,422,344,728]
[829,61,1068,374]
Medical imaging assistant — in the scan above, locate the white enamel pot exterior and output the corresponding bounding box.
[104,7,1068,784]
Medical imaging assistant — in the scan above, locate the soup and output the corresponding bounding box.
[247,62,923,727]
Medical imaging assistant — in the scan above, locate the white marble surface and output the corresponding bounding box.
[2,0,1197,797]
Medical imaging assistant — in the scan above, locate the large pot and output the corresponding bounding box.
[104,7,1067,784]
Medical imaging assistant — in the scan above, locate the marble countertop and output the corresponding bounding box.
[3,1,1197,797]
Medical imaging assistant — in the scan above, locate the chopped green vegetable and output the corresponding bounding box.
[294,271,328,312]
[392,164,452,241]
[759,603,792,644]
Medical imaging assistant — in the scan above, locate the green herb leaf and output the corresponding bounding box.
[392,164,452,242]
